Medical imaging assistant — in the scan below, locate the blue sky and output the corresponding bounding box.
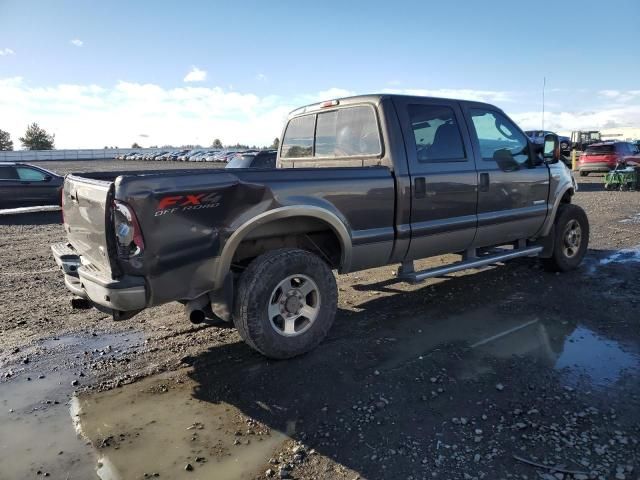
[1,0,639,148]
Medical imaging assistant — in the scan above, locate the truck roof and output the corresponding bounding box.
[289,93,498,118]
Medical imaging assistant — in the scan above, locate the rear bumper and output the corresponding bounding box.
[51,242,147,311]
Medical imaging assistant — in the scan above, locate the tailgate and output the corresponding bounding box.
[62,175,115,275]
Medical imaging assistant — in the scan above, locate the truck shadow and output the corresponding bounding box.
[182,248,632,479]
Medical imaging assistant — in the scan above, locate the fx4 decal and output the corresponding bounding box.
[155,193,222,216]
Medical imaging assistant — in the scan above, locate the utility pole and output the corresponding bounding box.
[542,76,546,131]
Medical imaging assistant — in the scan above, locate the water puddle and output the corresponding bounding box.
[0,372,96,479]
[555,326,640,386]
[73,372,290,480]
[0,331,144,479]
[619,213,640,224]
[598,245,640,265]
[373,307,639,389]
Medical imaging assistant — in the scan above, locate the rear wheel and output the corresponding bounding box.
[233,248,338,359]
[541,204,589,272]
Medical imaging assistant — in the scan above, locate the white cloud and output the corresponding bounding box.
[598,89,640,103]
[70,39,83,47]
[1,77,638,149]
[256,73,267,81]
[0,48,15,56]
[183,67,207,83]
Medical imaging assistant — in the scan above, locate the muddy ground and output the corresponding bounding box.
[0,160,639,480]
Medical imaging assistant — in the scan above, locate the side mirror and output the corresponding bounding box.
[543,134,560,163]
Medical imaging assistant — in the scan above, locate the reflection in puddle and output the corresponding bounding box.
[556,326,640,386]
[0,331,144,479]
[74,373,290,480]
[473,319,639,387]
[0,373,96,479]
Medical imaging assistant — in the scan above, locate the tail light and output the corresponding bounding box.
[113,200,145,257]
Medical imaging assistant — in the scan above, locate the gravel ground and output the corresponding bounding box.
[0,161,639,480]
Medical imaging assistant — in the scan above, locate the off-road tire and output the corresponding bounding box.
[233,248,338,359]
[542,204,589,272]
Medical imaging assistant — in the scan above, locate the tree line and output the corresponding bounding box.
[0,124,281,152]
[0,123,55,151]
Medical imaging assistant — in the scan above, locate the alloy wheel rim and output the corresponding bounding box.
[562,219,582,258]
[268,274,321,337]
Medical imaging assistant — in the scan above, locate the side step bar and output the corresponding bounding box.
[397,245,543,284]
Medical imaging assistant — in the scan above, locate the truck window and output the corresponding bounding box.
[315,106,381,158]
[281,115,315,158]
[407,105,466,162]
[469,109,529,166]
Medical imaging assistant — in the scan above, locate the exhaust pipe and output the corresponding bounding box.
[185,295,211,324]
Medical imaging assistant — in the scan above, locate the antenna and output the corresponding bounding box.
[542,76,546,131]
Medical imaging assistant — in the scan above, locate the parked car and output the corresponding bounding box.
[0,162,64,207]
[52,93,586,359]
[577,141,640,176]
[226,150,277,169]
[526,130,571,152]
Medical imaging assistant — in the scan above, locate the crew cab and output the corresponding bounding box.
[52,94,588,359]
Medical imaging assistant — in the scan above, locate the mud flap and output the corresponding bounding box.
[209,273,234,322]
[538,224,555,258]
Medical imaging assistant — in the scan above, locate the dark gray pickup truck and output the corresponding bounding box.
[52,94,588,359]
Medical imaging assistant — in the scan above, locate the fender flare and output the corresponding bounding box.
[540,184,574,237]
[213,206,352,287]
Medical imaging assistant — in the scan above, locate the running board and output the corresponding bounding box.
[397,246,543,284]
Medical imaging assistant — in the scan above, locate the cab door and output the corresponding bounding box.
[462,105,550,247]
[392,97,478,260]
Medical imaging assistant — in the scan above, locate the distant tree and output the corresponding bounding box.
[131,142,142,149]
[270,137,280,150]
[0,129,13,151]
[212,138,223,149]
[19,123,55,150]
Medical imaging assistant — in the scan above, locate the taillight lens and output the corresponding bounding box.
[113,201,144,257]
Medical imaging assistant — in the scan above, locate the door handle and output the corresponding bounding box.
[414,177,426,198]
[479,173,490,192]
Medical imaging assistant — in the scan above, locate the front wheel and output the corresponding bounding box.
[541,204,589,272]
[233,248,338,359]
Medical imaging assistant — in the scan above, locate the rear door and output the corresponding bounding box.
[462,105,550,247]
[15,165,58,204]
[0,165,20,207]
[392,97,478,260]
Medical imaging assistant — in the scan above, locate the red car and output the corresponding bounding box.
[578,141,640,176]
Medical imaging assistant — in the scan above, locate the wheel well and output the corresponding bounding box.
[561,188,574,204]
[231,217,342,269]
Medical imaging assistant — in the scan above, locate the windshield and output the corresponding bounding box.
[585,145,615,154]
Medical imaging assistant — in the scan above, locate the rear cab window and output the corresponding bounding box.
[280,105,382,163]
[585,145,615,155]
